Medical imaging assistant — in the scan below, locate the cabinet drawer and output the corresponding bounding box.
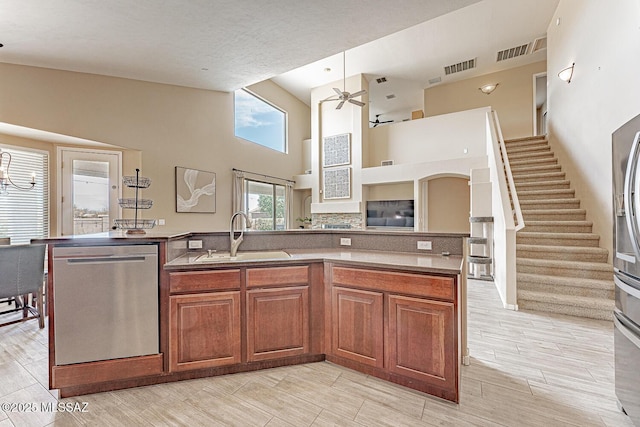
[247,266,309,288]
[331,266,455,301]
[169,269,241,293]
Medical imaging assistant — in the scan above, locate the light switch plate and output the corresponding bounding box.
[340,238,352,246]
[188,240,203,249]
[417,241,432,250]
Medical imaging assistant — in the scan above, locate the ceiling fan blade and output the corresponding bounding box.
[333,87,343,97]
[349,90,367,99]
[336,100,345,110]
[348,99,365,107]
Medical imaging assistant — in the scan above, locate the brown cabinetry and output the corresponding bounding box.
[169,269,241,372]
[388,295,455,392]
[246,266,311,362]
[331,287,383,367]
[327,265,459,402]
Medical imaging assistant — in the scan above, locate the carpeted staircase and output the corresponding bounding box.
[505,136,614,320]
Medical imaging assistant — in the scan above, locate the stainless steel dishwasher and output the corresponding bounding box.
[52,244,159,365]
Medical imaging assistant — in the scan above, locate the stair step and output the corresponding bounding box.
[508,151,555,162]
[516,258,612,280]
[512,171,566,183]
[509,164,562,175]
[504,137,548,148]
[517,291,614,320]
[515,180,571,191]
[521,208,586,221]
[510,157,558,168]
[519,198,581,210]
[523,220,593,233]
[517,189,575,200]
[505,145,550,155]
[517,273,614,299]
[516,244,608,262]
[517,231,600,247]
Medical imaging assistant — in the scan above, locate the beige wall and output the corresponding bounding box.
[366,182,413,200]
[424,61,547,140]
[0,63,310,233]
[427,177,470,233]
[547,0,640,257]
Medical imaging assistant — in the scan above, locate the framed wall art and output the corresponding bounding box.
[323,167,351,199]
[175,166,216,213]
[322,133,351,167]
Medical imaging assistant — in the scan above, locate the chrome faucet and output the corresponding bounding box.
[229,211,251,257]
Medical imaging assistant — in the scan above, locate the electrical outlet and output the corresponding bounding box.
[158,219,165,226]
[340,238,352,246]
[188,240,203,249]
[417,241,432,250]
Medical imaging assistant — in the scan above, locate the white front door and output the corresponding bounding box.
[60,149,121,236]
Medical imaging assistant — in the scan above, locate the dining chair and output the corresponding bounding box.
[0,244,46,328]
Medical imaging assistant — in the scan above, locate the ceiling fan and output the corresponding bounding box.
[331,51,367,110]
[370,114,394,127]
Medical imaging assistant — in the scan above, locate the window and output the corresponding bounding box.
[234,89,287,153]
[0,145,49,244]
[244,180,286,230]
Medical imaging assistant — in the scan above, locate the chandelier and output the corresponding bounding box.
[0,150,36,194]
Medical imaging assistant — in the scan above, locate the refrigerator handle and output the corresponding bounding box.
[624,131,640,258]
[614,311,640,348]
[615,273,640,300]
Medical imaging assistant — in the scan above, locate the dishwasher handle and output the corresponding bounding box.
[67,256,150,264]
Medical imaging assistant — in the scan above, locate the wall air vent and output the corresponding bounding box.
[444,58,476,75]
[531,36,547,53]
[381,160,394,166]
[385,94,396,100]
[496,43,530,62]
[376,77,387,84]
[428,76,442,85]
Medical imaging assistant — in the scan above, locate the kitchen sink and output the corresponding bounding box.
[193,250,290,263]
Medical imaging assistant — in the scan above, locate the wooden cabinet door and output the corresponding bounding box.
[246,286,309,362]
[331,286,384,368]
[388,295,456,393]
[169,291,241,372]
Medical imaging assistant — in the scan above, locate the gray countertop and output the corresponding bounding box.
[165,248,464,275]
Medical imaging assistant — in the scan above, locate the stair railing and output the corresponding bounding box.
[491,110,525,231]
[485,110,522,309]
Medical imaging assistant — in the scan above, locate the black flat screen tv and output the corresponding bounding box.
[366,200,414,228]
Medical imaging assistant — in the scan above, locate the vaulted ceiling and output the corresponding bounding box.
[1,0,559,127]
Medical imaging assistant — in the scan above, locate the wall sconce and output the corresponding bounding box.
[0,150,36,195]
[479,83,499,95]
[558,63,575,83]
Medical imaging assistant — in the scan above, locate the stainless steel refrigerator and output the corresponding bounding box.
[612,112,640,426]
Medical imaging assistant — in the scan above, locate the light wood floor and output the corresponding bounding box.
[0,280,633,427]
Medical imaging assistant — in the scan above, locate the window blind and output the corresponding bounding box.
[0,146,49,244]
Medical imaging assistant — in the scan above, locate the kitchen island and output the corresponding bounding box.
[41,230,467,403]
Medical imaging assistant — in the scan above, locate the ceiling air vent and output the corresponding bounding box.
[376,77,387,84]
[385,94,396,100]
[531,36,547,53]
[496,43,530,62]
[444,58,476,75]
[428,76,442,85]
